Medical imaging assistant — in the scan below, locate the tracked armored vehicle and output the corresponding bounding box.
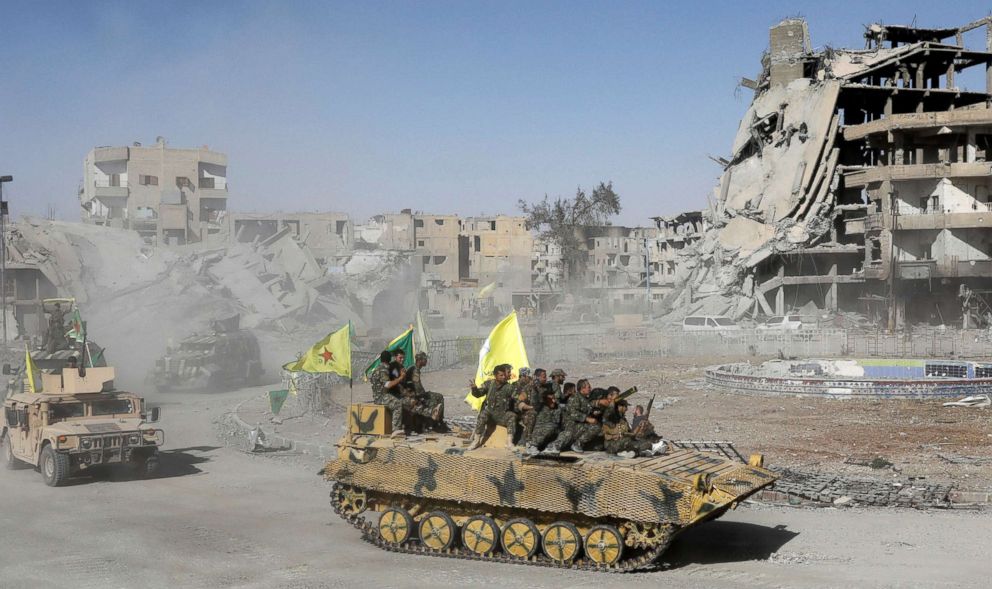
[323,403,777,571]
[150,316,264,392]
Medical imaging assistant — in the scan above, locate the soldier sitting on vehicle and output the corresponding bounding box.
[631,404,661,442]
[370,350,409,437]
[467,364,518,450]
[513,367,540,443]
[391,349,435,432]
[560,381,575,403]
[603,399,667,458]
[543,378,601,454]
[525,388,563,455]
[410,351,447,432]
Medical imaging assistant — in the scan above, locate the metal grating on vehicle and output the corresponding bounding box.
[85,423,121,433]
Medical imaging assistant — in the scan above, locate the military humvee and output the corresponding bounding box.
[150,316,264,392]
[322,403,777,571]
[1,364,163,487]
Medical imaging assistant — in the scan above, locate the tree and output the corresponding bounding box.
[518,182,622,286]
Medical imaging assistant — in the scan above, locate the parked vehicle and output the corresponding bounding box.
[757,315,803,330]
[681,316,742,332]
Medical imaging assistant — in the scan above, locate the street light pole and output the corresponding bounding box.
[0,175,11,346]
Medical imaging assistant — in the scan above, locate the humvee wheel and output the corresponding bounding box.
[501,518,539,559]
[40,445,69,487]
[418,511,456,551]
[461,515,499,555]
[142,456,160,478]
[378,507,413,545]
[584,525,623,566]
[542,521,582,563]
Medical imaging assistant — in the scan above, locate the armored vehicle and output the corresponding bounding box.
[323,403,777,571]
[150,316,264,392]
[1,364,163,486]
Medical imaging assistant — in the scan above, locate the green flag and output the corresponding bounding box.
[363,327,414,379]
[269,389,290,415]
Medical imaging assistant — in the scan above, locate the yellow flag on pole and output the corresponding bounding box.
[25,345,43,393]
[464,311,529,411]
[282,323,352,377]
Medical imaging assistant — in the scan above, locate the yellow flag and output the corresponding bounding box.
[464,311,529,411]
[25,345,42,393]
[283,323,351,377]
[476,282,497,299]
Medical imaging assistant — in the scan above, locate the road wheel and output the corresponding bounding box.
[40,445,69,487]
[542,521,582,563]
[3,432,27,470]
[418,511,456,551]
[461,515,499,555]
[584,525,623,566]
[501,518,539,559]
[378,507,413,545]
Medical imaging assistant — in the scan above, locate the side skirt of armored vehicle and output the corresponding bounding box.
[322,403,777,572]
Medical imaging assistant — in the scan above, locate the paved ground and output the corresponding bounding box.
[0,386,989,589]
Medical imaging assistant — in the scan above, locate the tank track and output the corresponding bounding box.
[330,483,671,573]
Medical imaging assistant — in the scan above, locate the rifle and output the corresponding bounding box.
[643,394,656,419]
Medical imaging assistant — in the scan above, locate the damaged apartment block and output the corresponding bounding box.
[668,17,992,330]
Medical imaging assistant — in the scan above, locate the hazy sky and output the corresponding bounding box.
[2,1,991,225]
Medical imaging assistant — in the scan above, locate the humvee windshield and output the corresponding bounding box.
[91,399,134,415]
[50,403,85,421]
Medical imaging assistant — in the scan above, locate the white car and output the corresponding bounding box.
[757,315,803,330]
[682,316,742,332]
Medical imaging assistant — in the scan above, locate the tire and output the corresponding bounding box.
[3,432,27,470]
[40,444,70,487]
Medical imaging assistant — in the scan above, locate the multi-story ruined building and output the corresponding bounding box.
[670,17,992,329]
[224,212,353,265]
[79,138,228,244]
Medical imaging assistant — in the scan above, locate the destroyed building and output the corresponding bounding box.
[666,17,992,329]
[79,137,229,245]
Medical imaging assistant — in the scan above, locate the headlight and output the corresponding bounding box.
[127,434,141,445]
[80,438,92,449]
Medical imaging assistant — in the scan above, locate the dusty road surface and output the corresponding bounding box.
[0,386,989,589]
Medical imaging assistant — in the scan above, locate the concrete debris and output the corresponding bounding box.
[5,218,419,386]
[942,395,991,408]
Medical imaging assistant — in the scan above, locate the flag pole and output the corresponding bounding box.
[348,320,354,407]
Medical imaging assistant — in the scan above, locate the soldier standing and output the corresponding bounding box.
[544,378,600,454]
[370,350,407,436]
[550,368,567,402]
[410,351,447,432]
[513,368,539,443]
[467,364,518,450]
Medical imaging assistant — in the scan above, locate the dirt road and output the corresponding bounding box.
[0,386,988,588]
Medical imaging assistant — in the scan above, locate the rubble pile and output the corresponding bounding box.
[6,218,416,384]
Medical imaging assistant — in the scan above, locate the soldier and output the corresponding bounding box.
[46,302,67,355]
[370,350,407,436]
[525,388,562,455]
[544,378,600,454]
[631,404,660,441]
[550,368,567,402]
[410,351,447,432]
[392,349,434,429]
[467,364,518,450]
[514,367,539,443]
[602,399,664,458]
[561,381,575,402]
[534,368,548,389]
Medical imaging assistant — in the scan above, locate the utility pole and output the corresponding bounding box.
[0,175,12,345]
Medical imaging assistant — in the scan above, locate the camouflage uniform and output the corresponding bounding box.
[370,363,404,431]
[471,379,518,441]
[514,380,541,442]
[603,416,652,455]
[551,392,600,450]
[409,364,445,424]
[527,404,563,449]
